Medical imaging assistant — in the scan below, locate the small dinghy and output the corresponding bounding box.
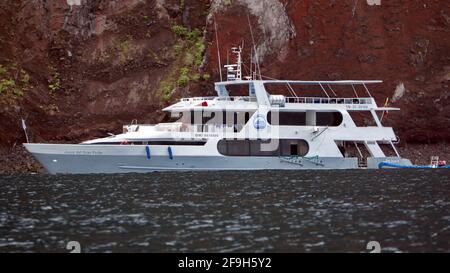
[379,156,449,169]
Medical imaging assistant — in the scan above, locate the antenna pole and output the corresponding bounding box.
[214,16,223,82]
[247,12,262,80]
[250,47,253,80]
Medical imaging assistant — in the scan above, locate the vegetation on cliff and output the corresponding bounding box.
[158,24,209,101]
[0,63,30,101]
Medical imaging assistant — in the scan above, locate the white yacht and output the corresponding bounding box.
[24,47,412,174]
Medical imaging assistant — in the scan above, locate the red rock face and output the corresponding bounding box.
[0,0,449,148]
[0,0,209,146]
[207,0,450,143]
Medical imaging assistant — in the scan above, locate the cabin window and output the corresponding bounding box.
[316,112,343,126]
[202,111,216,125]
[245,112,250,124]
[280,139,309,156]
[217,139,309,157]
[195,111,255,126]
[348,111,377,127]
[267,111,342,127]
[267,111,306,126]
[290,144,298,156]
[168,112,183,122]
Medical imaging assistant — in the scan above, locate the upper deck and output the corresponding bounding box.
[163,95,399,112]
[162,77,398,112]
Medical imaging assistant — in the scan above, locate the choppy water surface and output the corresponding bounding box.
[0,170,449,253]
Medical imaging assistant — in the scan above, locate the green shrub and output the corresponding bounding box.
[48,67,61,93]
[183,52,194,66]
[0,79,15,94]
[202,73,211,81]
[192,73,201,82]
[160,80,174,101]
[177,74,190,87]
[186,28,201,42]
[118,37,133,62]
[174,43,184,56]
[162,25,207,97]
[177,67,190,87]
[20,69,30,85]
[171,25,189,38]
[180,67,189,75]
[13,89,23,97]
[0,65,29,98]
[0,64,7,76]
[194,41,205,66]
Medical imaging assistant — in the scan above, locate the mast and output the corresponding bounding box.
[213,15,223,82]
[224,46,243,81]
[247,12,262,80]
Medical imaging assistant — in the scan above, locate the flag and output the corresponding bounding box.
[384,97,389,118]
[21,119,27,130]
[21,118,29,143]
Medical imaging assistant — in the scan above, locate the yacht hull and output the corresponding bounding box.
[24,144,412,174]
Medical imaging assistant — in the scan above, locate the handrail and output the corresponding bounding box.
[124,123,238,134]
[181,97,216,101]
[152,123,236,133]
[285,97,374,105]
[181,96,257,102]
[216,96,257,102]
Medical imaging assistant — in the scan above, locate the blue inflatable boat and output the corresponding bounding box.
[378,162,450,169]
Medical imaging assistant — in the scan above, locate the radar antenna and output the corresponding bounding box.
[224,46,243,81]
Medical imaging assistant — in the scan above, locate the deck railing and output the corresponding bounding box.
[154,123,237,133]
[181,96,257,103]
[180,96,372,105]
[285,97,374,105]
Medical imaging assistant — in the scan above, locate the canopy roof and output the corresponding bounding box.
[215,80,383,86]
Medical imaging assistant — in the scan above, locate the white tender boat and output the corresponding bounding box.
[24,47,412,174]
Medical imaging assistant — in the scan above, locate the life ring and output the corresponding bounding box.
[120,140,129,145]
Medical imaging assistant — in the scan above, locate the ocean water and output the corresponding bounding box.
[0,170,449,253]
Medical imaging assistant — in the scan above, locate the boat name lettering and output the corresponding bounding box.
[194,133,219,138]
[346,105,369,110]
[384,158,401,163]
[63,150,103,155]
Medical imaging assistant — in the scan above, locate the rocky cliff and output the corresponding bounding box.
[0,0,211,146]
[206,0,450,143]
[0,0,449,171]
